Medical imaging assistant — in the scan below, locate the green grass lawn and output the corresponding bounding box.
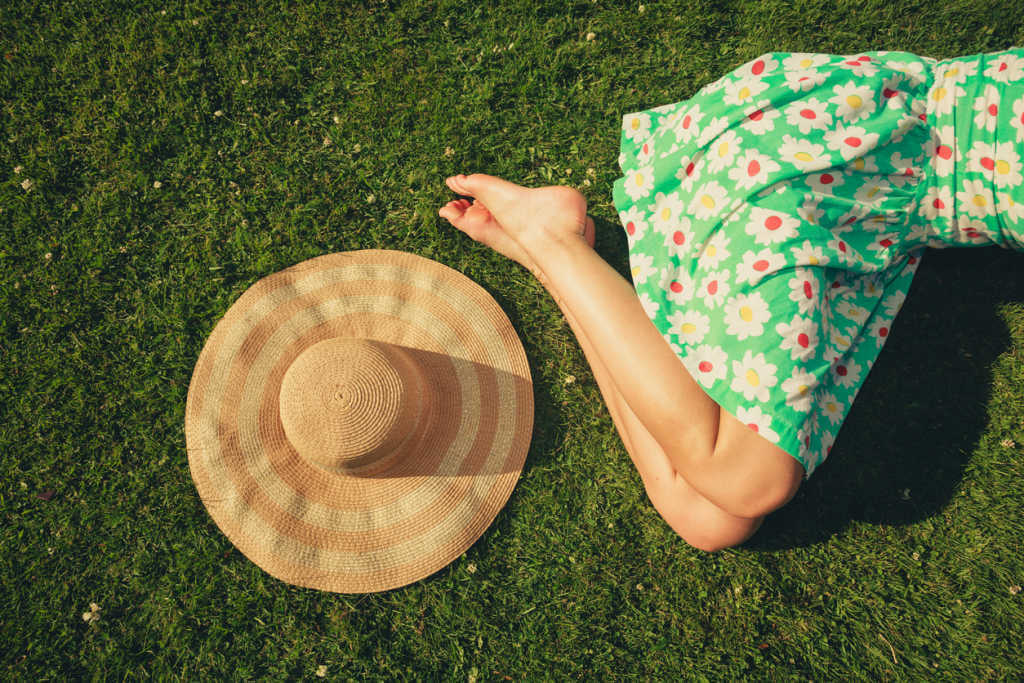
[3,0,1024,678]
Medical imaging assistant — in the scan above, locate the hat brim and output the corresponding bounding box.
[185,250,533,593]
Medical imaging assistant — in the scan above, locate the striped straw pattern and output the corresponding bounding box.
[185,250,533,593]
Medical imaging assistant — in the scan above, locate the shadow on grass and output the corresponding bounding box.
[596,216,1024,550]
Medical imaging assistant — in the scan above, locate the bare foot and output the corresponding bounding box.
[438,174,595,274]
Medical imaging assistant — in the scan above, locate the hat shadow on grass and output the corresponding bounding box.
[595,216,1024,550]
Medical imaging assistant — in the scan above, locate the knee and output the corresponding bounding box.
[644,478,764,553]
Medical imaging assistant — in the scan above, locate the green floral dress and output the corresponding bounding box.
[613,49,1024,477]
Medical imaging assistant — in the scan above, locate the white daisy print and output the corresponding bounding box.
[983,53,1024,82]
[690,180,729,220]
[638,291,660,318]
[724,292,771,340]
[972,84,1001,133]
[926,80,964,118]
[738,54,780,79]
[854,178,891,206]
[635,138,656,165]
[918,186,954,220]
[782,53,830,71]
[954,218,995,244]
[998,191,1024,224]
[956,178,996,219]
[966,141,1022,189]
[838,302,869,325]
[787,268,820,314]
[866,233,900,256]
[1012,95,1024,144]
[740,100,781,135]
[730,350,778,403]
[779,134,828,171]
[845,153,880,174]
[781,369,817,412]
[696,231,731,270]
[698,270,731,309]
[696,116,730,148]
[830,358,863,389]
[785,68,828,92]
[620,206,649,247]
[662,217,695,255]
[707,130,741,173]
[667,309,710,344]
[728,149,780,190]
[798,194,825,226]
[888,151,917,188]
[659,268,696,305]
[824,124,880,161]
[685,344,728,389]
[806,170,846,195]
[675,152,704,192]
[840,54,879,78]
[650,191,686,233]
[673,104,705,144]
[735,405,781,443]
[784,97,833,134]
[735,248,786,286]
[776,314,819,361]
[880,74,908,110]
[925,125,957,177]
[868,317,893,345]
[819,391,844,425]
[629,251,657,285]
[883,290,907,317]
[623,165,655,201]
[623,112,652,142]
[745,206,799,245]
[790,241,830,268]
[723,76,769,107]
[826,236,857,265]
[830,82,877,123]
[936,60,977,84]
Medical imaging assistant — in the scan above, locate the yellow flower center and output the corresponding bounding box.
[634,172,645,186]
[680,323,697,335]
[798,384,808,395]
[853,158,865,170]
[740,306,753,322]
[973,194,988,207]
[631,118,641,130]
[808,256,819,265]
[706,244,717,256]
[661,207,671,220]
[867,186,879,198]
[800,58,812,68]
[701,195,716,210]
[997,159,1011,175]
[932,86,947,101]
[794,151,813,162]
[738,86,751,100]
[846,94,863,109]
[746,369,760,387]
[718,142,730,157]
[826,402,837,412]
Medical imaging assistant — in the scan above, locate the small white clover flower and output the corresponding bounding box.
[20,178,33,191]
[638,4,645,13]
[1011,585,1021,595]
[563,374,576,385]
[333,115,340,124]
[81,602,101,623]
[153,181,162,189]
[586,32,596,41]
[466,563,477,574]
[322,136,332,147]
[366,194,376,204]
[316,665,327,678]
[353,143,362,153]
[444,146,455,158]
[14,165,22,174]
[1000,438,1015,448]
[213,110,223,117]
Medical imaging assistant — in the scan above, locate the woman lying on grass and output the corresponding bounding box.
[439,49,1024,550]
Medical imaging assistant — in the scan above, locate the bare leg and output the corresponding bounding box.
[438,174,802,524]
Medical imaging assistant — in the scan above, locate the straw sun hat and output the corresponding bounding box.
[185,250,534,593]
